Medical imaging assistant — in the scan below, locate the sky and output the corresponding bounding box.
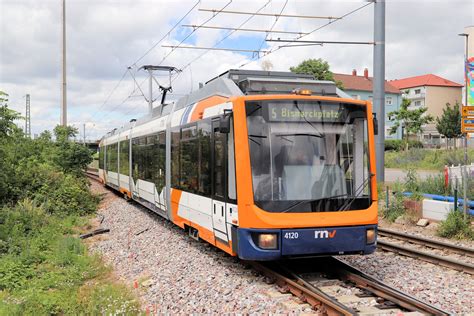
[1,0,473,140]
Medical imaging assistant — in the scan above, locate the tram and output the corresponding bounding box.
[98,69,378,260]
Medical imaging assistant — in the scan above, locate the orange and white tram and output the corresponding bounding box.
[98,69,378,260]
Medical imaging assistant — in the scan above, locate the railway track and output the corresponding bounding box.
[378,227,474,275]
[84,172,455,313]
[252,257,449,315]
[85,169,100,182]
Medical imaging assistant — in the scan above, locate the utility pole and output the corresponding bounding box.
[25,94,31,138]
[459,32,469,219]
[83,123,86,144]
[61,0,67,126]
[373,0,386,183]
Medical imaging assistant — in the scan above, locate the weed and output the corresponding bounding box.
[437,211,474,240]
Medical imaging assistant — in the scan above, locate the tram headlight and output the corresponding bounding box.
[257,233,278,250]
[366,228,376,244]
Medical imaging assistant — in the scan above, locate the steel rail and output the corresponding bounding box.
[330,258,449,315]
[377,239,474,275]
[252,258,449,315]
[250,262,354,315]
[378,227,474,257]
[85,170,100,182]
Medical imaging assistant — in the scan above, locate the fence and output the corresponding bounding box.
[445,163,474,194]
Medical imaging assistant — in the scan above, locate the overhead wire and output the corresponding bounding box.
[90,1,201,125]
[238,0,373,68]
[90,69,129,121]
[130,0,201,67]
[157,0,233,67]
[256,0,288,52]
[170,0,273,85]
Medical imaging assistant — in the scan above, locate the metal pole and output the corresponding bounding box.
[61,0,67,126]
[463,34,469,219]
[25,94,31,138]
[373,0,385,182]
[83,123,86,144]
[148,69,153,114]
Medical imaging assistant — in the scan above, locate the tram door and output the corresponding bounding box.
[211,119,228,243]
[155,131,167,211]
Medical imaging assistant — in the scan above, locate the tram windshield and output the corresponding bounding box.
[246,100,372,213]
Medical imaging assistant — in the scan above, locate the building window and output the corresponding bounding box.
[414,89,421,95]
[351,94,359,100]
[414,101,421,107]
[386,96,392,105]
[368,95,373,101]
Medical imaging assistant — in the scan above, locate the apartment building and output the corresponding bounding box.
[390,74,463,145]
[334,69,403,139]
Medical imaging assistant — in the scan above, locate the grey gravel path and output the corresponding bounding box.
[341,251,474,314]
[87,182,314,314]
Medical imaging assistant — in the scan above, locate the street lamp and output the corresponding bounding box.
[459,33,469,107]
[458,32,469,219]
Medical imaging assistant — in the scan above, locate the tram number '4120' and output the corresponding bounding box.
[284,232,299,239]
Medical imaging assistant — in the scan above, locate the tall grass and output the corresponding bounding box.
[0,200,140,315]
[385,148,474,171]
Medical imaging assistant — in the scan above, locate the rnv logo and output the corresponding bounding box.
[314,230,337,239]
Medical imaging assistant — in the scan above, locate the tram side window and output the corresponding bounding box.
[171,127,180,187]
[156,132,166,193]
[198,120,211,196]
[99,147,104,169]
[108,143,118,172]
[213,123,226,198]
[132,138,139,181]
[228,118,236,201]
[143,135,157,182]
[119,140,129,176]
[180,125,198,192]
[137,136,147,180]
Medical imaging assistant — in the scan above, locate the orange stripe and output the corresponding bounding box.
[170,189,187,228]
[189,95,229,122]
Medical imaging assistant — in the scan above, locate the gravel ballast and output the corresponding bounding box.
[88,182,313,314]
[88,181,473,314]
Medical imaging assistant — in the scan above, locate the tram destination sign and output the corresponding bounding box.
[265,102,356,122]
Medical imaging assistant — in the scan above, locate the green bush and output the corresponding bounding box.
[437,211,474,240]
[385,139,423,152]
[418,174,450,195]
[385,139,403,151]
[0,104,139,314]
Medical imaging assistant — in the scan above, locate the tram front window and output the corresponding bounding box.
[246,100,371,213]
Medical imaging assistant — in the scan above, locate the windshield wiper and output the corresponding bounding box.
[277,133,324,139]
[335,174,374,212]
[248,134,266,146]
[294,103,325,138]
[281,193,351,213]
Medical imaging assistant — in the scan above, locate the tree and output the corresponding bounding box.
[436,102,462,149]
[290,58,344,89]
[0,91,22,138]
[53,125,92,174]
[388,97,434,150]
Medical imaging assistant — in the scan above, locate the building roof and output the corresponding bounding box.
[333,73,401,94]
[389,74,463,89]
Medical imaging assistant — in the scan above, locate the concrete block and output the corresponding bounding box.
[422,199,454,221]
[416,218,429,227]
